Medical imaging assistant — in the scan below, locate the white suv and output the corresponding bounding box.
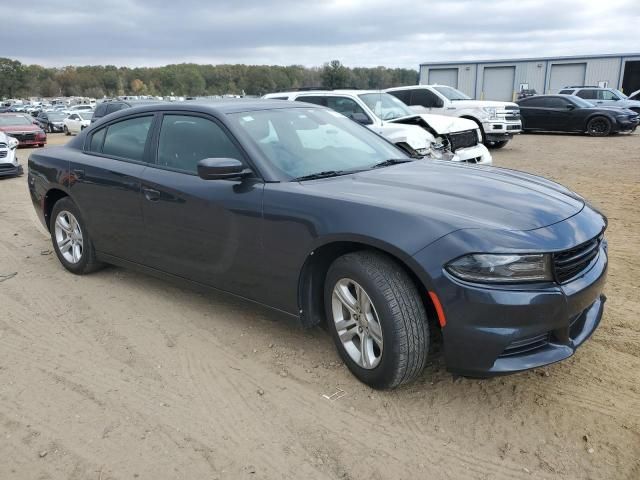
[385,85,522,149]
[263,90,492,165]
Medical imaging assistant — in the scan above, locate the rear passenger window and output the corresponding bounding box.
[89,128,106,152]
[106,103,127,114]
[156,115,243,174]
[576,90,597,99]
[94,103,108,116]
[101,116,153,161]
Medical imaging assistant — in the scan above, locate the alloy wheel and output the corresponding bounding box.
[54,210,84,264]
[332,278,384,369]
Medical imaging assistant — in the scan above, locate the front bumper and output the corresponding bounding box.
[615,118,639,132]
[450,143,492,165]
[0,163,24,177]
[483,120,522,142]
[412,206,607,377]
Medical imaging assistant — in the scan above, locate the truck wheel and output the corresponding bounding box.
[324,251,430,389]
[487,140,509,149]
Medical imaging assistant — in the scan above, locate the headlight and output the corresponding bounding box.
[482,107,498,120]
[446,253,553,283]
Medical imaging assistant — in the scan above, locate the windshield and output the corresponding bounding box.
[357,93,414,121]
[0,115,33,126]
[229,107,407,180]
[433,86,471,101]
[78,112,94,121]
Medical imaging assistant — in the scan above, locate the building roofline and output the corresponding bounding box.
[419,53,640,67]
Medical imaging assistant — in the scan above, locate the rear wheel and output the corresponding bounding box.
[50,197,103,275]
[324,251,430,389]
[586,116,612,136]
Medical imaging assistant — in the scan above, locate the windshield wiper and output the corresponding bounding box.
[292,170,351,181]
[371,158,414,169]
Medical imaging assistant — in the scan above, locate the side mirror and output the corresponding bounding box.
[350,112,373,125]
[197,158,251,180]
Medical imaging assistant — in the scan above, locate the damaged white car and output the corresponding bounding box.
[263,90,492,165]
[0,131,22,178]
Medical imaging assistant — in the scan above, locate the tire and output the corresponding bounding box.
[50,197,103,275]
[64,125,70,136]
[586,116,612,137]
[487,140,509,149]
[324,251,430,389]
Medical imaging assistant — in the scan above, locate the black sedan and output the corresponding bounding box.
[35,111,68,133]
[517,94,639,136]
[27,101,608,389]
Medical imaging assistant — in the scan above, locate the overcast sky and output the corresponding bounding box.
[2,0,639,69]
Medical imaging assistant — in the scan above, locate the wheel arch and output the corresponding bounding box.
[297,237,439,333]
[43,188,70,231]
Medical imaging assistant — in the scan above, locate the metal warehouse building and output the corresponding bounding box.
[419,53,640,101]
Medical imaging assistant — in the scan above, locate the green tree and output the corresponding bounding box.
[321,60,352,89]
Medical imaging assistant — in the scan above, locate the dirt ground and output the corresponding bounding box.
[0,131,639,480]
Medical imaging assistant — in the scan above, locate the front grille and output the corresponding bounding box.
[500,332,549,357]
[14,133,36,142]
[553,234,603,283]
[504,106,520,120]
[447,129,478,151]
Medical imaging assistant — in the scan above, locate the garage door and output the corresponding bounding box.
[549,63,586,93]
[428,68,458,88]
[482,66,515,101]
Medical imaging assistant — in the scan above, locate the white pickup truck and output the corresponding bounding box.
[263,90,492,164]
[385,85,522,149]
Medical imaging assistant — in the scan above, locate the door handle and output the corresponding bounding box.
[142,187,161,202]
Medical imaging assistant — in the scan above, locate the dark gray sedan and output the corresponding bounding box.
[27,100,607,388]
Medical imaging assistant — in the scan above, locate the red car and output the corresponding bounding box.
[0,113,46,147]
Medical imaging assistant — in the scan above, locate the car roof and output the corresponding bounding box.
[95,99,324,118]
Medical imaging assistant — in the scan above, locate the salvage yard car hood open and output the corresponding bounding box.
[389,114,479,135]
[302,161,584,232]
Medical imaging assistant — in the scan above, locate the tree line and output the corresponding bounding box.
[0,58,418,99]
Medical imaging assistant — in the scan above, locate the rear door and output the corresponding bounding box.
[69,114,155,261]
[139,112,264,294]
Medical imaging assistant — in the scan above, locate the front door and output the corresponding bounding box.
[140,113,265,296]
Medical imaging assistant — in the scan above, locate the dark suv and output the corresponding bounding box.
[92,100,161,124]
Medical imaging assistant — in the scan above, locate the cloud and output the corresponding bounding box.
[1,0,638,68]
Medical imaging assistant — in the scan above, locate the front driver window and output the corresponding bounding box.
[157,115,244,174]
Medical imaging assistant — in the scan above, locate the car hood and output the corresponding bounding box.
[447,100,519,109]
[301,161,584,232]
[0,124,41,133]
[390,114,478,134]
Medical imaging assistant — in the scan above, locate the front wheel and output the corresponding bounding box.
[586,116,612,136]
[324,251,430,389]
[487,140,509,149]
[50,197,103,275]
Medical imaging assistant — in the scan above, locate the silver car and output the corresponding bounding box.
[559,86,640,114]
